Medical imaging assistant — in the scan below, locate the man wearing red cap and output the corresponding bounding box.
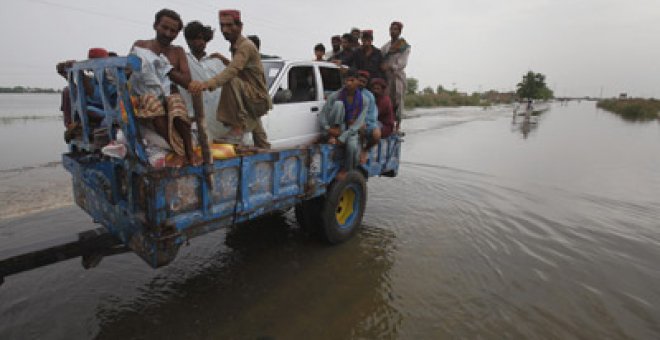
[87,48,109,59]
[188,9,272,148]
[56,48,115,141]
[381,20,411,131]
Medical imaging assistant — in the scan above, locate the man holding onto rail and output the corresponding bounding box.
[178,20,227,142]
[188,10,272,149]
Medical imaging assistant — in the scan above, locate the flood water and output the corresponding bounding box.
[1,100,659,339]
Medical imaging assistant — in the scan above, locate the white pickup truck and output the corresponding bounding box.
[259,59,343,148]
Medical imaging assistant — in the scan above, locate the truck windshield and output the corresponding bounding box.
[262,60,284,89]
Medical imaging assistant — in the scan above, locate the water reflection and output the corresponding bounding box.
[3,101,660,339]
[511,107,544,139]
[94,214,401,339]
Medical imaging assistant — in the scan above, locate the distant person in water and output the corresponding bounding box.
[381,21,411,131]
[130,8,198,165]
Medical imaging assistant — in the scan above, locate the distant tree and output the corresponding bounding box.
[516,71,554,100]
[436,84,445,94]
[422,86,434,95]
[406,78,418,95]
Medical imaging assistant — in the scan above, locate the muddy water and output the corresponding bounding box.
[1,102,659,339]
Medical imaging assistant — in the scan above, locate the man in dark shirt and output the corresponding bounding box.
[325,35,342,61]
[355,30,385,81]
[332,33,357,69]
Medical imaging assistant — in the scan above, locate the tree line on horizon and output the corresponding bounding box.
[0,86,61,94]
[404,70,554,109]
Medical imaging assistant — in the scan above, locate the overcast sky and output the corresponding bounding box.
[1,0,659,97]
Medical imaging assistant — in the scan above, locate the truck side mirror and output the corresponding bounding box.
[273,88,292,104]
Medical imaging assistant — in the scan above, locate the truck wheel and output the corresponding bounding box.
[295,196,323,236]
[319,171,367,244]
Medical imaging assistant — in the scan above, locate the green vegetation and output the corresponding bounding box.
[405,91,484,108]
[516,71,553,100]
[403,77,516,109]
[406,78,418,95]
[597,98,660,121]
[0,86,60,94]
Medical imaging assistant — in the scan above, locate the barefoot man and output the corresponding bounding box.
[319,69,370,175]
[130,8,198,165]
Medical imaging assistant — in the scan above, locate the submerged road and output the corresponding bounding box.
[1,102,659,339]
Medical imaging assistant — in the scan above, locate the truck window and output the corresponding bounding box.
[287,66,317,103]
[320,67,342,97]
[262,60,284,89]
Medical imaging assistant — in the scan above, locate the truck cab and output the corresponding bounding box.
[261,60,342,148]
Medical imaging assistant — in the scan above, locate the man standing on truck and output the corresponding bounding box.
[178,20,226,142]
[331,33,358,69]
[188,10,272,148]
[319,69,370,173]
[355,30,385,81]
[325,35,342,61]
[381,21,411,131]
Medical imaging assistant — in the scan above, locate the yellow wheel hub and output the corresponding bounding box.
[336,187,356,225]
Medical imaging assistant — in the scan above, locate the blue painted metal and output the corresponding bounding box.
[62,59,402,268]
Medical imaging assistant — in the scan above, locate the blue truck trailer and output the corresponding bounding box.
[0,56,401,282]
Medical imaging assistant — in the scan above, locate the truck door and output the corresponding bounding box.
[319,65,342,98]
[266,65,322,148]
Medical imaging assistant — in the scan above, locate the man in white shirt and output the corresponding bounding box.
[178,21,228,141]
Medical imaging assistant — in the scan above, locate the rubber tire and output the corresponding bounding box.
[318,171,367,244]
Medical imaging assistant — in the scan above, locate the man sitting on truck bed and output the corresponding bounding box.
[129,8,197,165]
[188,10,272,149]
[319,68,370,173]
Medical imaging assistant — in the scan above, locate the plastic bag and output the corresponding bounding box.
[101,141,127,159]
